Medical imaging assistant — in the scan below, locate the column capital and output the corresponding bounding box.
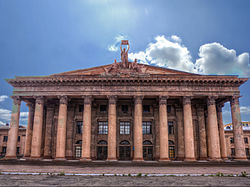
[216,103,224,112]
[159,96,168,105]
[183,96,191,105]
[230,95,240,105]
[207,96,216,106]
[83,96,92,105]
[11,96,21,105]
[134,96,143,104]
[108,95,117,104]
[34,96,44,105]
[58,95,68,105]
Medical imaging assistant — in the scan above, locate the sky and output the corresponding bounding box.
[0,0,250,126]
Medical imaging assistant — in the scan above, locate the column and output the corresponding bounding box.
[230,96,247,160]
[176,106,185,160]
[107,96,117,161]
[31,97,44,158]
[81,96,92,161]
[207,97,221,160]
[43,104,54,159]
[159,96,169,161]
[197,106,207,160]
[133,96,143,161]
[183,97,195,161]
[65,104,75,159]
[5,96,21,159]
[55,96,68,159]
[217,104,228,160]
[24,102,35,157]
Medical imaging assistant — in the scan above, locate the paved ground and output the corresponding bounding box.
[0,175,249,186]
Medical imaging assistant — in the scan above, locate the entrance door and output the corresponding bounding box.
[119,146,131,160]
[97,146,107,160]
[143,146,153,160]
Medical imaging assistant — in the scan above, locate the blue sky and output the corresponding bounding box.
[0,0,250,126]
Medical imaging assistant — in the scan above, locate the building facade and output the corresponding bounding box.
[3,41,249,161]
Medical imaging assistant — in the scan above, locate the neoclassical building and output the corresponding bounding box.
[4,41,248,161]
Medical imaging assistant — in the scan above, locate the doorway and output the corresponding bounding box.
[119,140,131,160]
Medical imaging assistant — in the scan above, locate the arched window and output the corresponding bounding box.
[120,140,130,145]
[168,140,174,145]
[143,140,152,145]
[97,140,108,145]
[76,140,82,144]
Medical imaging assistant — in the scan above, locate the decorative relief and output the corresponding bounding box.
[12,96,21,105]
[59,96,68,105]
[183,97,191,105]
[134,96,143,105]
[207,96,216,106]
[108,95,117,105]
[35,96,44,105]
[159,96,168,105]
[230,95,240,105]
[84,96,92,105]
[216,104,224,112]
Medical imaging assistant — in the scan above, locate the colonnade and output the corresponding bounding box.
[5,95,247,161]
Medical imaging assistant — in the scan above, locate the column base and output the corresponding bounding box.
[55,157,66,161]
[208,158,223,162]
[132,158,144,162]
[158,158,170,162]
[234,157,248,161]
[184,157,196,162]
[4,156,17,160]
[176,157,185,161]
[43,156,52,159]
[107,158,118,162]
[80,158,92,162]
[199,157,208,160]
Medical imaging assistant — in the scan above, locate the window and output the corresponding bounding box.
[167,105,171,113]
[121,105,128,113]
[98,121,108,134]
[143,121,152,134]
[76,121,83,134]
[79,105,84,112]
[3,136,8,142]
[2,147,6,154]
[100,105,107,112]
[120,140,130,145]
[169,146,175,158]
[98,140,108,145]
[246,148,250,156]
[143,105,150,113]
[168,121,174,135]
[143,140,152,145]
[244,137,248,144]
[18,136,20,142]
[120,121,130,135]
[75,146,82,158]
[231,148,235,156]
[230,137,234,144]
[16,147,20,154]
[226,126,231,129]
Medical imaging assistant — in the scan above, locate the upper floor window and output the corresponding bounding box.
[244,137,248,144]
[16,147,20,154]
[246,148,250,156]
[76,121,83,134]
[120,121,130,135]
[167,105,171,113]
[18,136,20,142]
[168,121,174,135]
[143,105,150,113]
[143,121,152,135]
[231,148,235,156]
[3,136,8,142]
[98,121,108,134]
[2,147,6,154]
[100,105,107,112]
[79,105,84,112]
[121,105,128,113]
[230,137,234,144]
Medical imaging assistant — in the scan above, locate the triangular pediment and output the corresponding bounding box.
[52,62,198,76]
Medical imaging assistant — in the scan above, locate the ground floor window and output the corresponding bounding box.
[120,121,130,135]
[142,121,152,134]
[169,140,175,159]
[246,148,249,156]
[2,147,6,154]
[98,121,108,134]
[231,148,235,156]
[143,140,153,160]
[119,140,131,160]
[75,146,82,158]
[97,140,107,160]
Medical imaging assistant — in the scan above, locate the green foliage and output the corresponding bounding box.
[240,171,247,177]
[128,173,131,177]
[216,172,224,177]
[137,173,142,177]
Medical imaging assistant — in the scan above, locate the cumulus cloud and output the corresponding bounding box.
[0,95,8,102]
[240,106,250,115]
[196,42,250,77]
[128,35,196,73]
[108,34,127,52]
[0,108,28,126]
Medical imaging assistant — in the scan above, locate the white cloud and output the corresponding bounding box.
[0,108,28,125]
[128,35,196,73]
[0,108,11,121]
[240,106,250,115]
[195,42,250,77]
[0,95,8,102]
[108,34,127,52]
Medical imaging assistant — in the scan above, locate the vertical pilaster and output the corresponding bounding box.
[183,97,196,161]
[81,96,92,161]
[207,97,221,160]
[159,96,169,161]
[230,96,247,160]
[133,96,143,161]
[5,97,21,159]
[176,106,185,160]
[43,104,54,159]
[24,102,35,158]
[31,97,44,158]
[56,96,68,159]
[107,95,117,161]
[197,106,207,160]
[65,104,75,159]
